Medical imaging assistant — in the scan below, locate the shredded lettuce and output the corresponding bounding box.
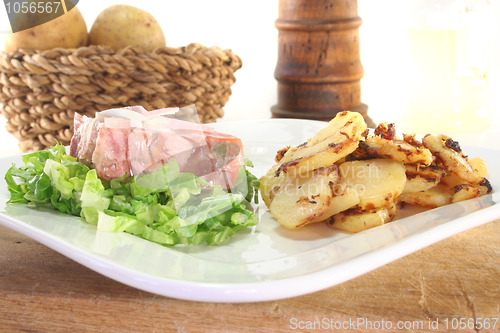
[5,143,260,246]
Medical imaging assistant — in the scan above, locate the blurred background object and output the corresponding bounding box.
[271,0,371,126]
[398,0,493,134]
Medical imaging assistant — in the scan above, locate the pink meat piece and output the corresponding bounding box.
[204,135,243,189]
[70,114,100,167]
[128,129,194,176]
[167,129,244,188]
[69,113,83,158]
[92,127,131,181]
[70,107,243,188]
[142,116,214,133]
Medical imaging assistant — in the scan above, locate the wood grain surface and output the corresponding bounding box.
[1,220,500,333]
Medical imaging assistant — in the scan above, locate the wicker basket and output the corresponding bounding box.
[0,43,242,152]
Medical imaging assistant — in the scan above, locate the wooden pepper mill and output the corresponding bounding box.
[272,0,372,125]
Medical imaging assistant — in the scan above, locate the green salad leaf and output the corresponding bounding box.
[5,143,260,246]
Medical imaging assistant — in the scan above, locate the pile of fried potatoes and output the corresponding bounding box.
[259,111,492,233]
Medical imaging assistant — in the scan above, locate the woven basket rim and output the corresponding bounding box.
[0,43,243,75]
[0,43,240,56]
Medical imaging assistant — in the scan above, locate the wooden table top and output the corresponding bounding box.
[1,220,500,332]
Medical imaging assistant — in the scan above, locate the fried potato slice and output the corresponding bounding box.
[259,163,286,208]
[358,135,434,166]
[452,184,482,203]
[374,122,396,140]
[468,157,487,178]
[403,164,446,193]
[403,176,437,194]
[402,133,426,148]
[328,201,399,233]
[435,166,492,202]
[478,178,493,196]
[276,111,367,176]
[269,166,340,229]
[262,112,492,234]
[422,134,483,185]
[440,171,466,189]
[398,185,452,208]
[310,187,360,223]
[338,159,407,210]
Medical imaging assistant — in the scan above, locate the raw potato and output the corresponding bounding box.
[4,6,88,52]
[338,159,407,210]
[89,4,166,51]
[269,166,340,229]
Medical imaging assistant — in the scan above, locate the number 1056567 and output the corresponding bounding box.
[5,1,63,14]
[444,318,498,330]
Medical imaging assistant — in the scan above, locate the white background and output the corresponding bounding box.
[1,0,500,156]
